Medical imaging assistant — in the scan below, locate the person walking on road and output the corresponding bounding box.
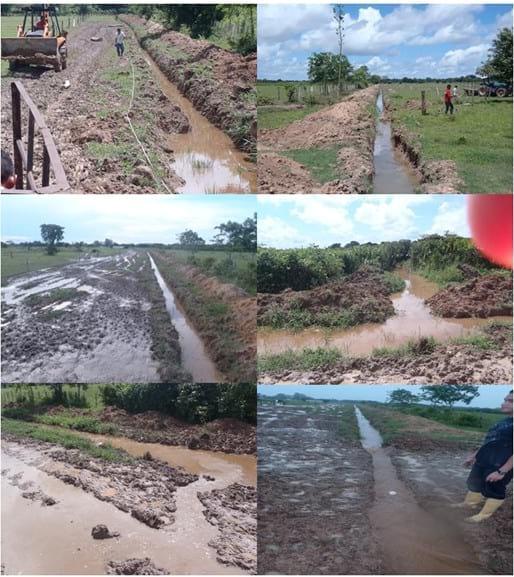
[452,390,513,522]
[444,84,454,115]
[115,28,126,57]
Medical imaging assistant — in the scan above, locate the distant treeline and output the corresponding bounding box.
[0,4,129,15]
[258,234,498,293]
[259,75,486,85]
[2,242,255,253]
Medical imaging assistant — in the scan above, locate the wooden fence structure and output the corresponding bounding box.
[8,80,69,193]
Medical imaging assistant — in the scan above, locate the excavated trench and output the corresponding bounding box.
[143,54,256,194]
[258,268,510,357]
[148,254,222,383]
[373,91,418,193]
[355,407,485,574]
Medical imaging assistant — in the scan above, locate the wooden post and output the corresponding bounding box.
[42,145,50,187]
[11,83,23,189]
[421,90,427,115]
[27,111,35,189]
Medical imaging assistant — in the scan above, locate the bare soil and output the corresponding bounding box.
[106,558,168,575]
[258,86,378,193]
[259,323,513,385]
[1,20,188,192]
[426,274,513,318]
[258,266,397,327]
[257,404,383,574]
[198,483,257,573]
[121,15,256,154]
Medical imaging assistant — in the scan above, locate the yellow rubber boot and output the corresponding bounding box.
[466,498,504,522]
[451,491,484,508]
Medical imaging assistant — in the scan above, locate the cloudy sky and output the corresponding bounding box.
[258,385,512,408]
[258,195,470,248]
[1,196,256,244]
[258,3,513,80]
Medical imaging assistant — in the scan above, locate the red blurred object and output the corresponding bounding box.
[468,195,513,269]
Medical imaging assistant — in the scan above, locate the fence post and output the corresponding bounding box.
[11,83,23,189]
[27,111,35,188]
[421,90,427,115]
[42,145,50,187]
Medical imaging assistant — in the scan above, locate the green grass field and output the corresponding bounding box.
[1,384,106,409]
[385,82,513,193]
[1,246,121,284]
[162,248,256,295]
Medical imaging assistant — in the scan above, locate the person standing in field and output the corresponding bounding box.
[444,84,454,114]
[115,28,126,57]
[452,390,513,522]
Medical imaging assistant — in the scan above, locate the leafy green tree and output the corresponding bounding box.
[40,224,64,255]
[104,238,114,248]
[214,214,256,251]
[351,65,370,88]
[477,28,513,84]
[178,230,205,253]
[421,385,479,409]
[308,52,352,91]
[388,389,419,406]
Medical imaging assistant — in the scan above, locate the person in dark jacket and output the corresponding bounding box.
[452,390,513,522]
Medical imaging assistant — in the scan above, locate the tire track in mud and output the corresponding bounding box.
[257,403,382,574]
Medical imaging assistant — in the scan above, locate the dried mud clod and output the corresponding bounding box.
[106,558,168,575]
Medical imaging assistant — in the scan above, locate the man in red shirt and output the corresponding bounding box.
[444,84,454,115]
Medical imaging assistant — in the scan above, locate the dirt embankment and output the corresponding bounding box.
[1,20,188,192]
[151,251,256,383]
[258,266,398,327]
[258,404,383,574]
[96,406,256,455]
[121,15,256,154]
[258,86,379,193]
[198,483,257,572]
[260,323,513,385]
[426,274,513,318]
[2,435,197,529]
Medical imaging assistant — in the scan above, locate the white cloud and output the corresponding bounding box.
[258,216,302,248]
[366,56,391,74]
[428,201,471,237]
[439,44,489,74]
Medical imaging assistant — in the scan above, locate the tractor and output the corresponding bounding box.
[1,4,68,72]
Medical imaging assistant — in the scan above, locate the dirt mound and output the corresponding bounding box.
[121,15,256,154]
[99,407,256,455]
[258,266,397,327]
[92,524,120,539]
[106,558,167,575]
[198,483,257,572]
[426,274,513,318]
[258,86,378,193]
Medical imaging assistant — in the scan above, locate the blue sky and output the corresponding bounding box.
[258,385,512,408]
[258,195,470,248]
[0,195,256,244]
[258,3,513,80]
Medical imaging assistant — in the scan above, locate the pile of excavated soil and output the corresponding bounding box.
[98,407,256,455]
[259,324,513,385]
[258,86,378,193]
[198,483,257,572]
[106,558,167,575]
[426,274,513,318]
[258,267,398,327]
[2,435,197,529]
[121,15,256,154]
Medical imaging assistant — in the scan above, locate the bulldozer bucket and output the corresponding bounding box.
[1,37,58,59]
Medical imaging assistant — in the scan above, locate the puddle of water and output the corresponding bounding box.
[354,408,485,574]
[373,91,418,194]
[144,56,256,194]
[258,268,511,357]
[1,448,246,575]
[148,254,222,383]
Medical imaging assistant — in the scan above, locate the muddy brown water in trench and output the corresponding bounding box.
[258,268,511,357]
[144,55,256,194]
[2,435,255,575]
[373,91,418,194]
[148,254,222,383]
[354,407,485,574]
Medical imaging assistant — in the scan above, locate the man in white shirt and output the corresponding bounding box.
[115,28,126,57]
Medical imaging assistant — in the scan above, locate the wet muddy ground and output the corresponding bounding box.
[257,403,382,574]
[1,430,256,574]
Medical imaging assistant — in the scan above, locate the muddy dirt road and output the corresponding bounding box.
[1,18,256,193]
[1,251,220,383]
[258,87,378,193]
[257,403,382,574]
[2,431,257,574]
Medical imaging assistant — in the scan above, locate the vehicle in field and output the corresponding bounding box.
[464,80,512,98]
[1,4,68,72]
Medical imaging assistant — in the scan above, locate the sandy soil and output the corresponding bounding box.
[1,252,184,383]
[257,404,382,574]
[1,20,188,192]
[258,266,398,327]
[259,324,513,385]
[258,86,378,193]
[427,274,513,318]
